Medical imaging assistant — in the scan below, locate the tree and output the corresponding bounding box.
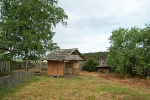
[0,0,68,70]
[107,24,150,76]
[82,52,108,61]
[83,58,99,72]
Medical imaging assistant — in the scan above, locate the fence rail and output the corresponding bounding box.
[0,71,34,90]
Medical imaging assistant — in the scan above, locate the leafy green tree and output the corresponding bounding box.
[107,24,150,76]
[0,0,68,65]
[83,58,99,72]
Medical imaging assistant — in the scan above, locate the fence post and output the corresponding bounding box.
[36,61,38,69]
[6,61,8,71]
[20,62,21,69]
[3,61,5,71]
[8,61,10,72]
[25,58,28,71]
[0,61,2,71]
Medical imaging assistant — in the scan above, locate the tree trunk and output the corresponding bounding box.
[25,58,28,71]
[25,50,29,71]
[127,66,133,75]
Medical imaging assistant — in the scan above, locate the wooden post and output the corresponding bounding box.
[72,63,73,75]
[8,61,10,72]
[39,61,41,72]
[52,61,53,76]
[64,62,65,77]
[78,61,79,76]
[25,58,28,71]
[36,61,38,69]
[5,61,8,71]
[0,61,1,71]
[4,61,5,71]
[20,62,21,69]
[2,61,4,71]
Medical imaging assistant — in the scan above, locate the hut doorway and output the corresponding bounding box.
[65,62,73,75]
[64,61,79,76]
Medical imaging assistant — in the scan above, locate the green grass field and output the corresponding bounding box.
[1,73,150,100]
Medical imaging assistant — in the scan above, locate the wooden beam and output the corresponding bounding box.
[63,61,65,77]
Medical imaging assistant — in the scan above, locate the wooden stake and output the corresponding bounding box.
[25,58,28,71]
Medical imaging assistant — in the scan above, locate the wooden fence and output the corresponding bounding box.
[0,61,10,71]
[0,61,25,71]
[0,60,48,72]
[0,71,34,90]
[33,61,47,71]
[10,61,25,70]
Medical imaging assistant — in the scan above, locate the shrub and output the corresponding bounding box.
[83,58,99,72]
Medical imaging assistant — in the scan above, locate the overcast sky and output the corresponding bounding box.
[53,0,150,53]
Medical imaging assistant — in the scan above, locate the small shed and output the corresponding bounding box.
[41,48,86,77]
[96,59,111,73]
[95,65,111,73]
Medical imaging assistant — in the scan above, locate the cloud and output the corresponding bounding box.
[53,0,150,53]
[53,24,111,53]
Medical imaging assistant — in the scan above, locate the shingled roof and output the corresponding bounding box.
[41,48,86,61]
[0,45,9,51]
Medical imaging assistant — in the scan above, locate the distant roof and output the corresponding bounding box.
[95,64,110,68]
[41,48,86,61]
[0,45,9,51]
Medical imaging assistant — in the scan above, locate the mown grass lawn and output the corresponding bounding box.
[1,73,150,100]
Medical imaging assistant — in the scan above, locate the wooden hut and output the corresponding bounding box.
[96,59,111,73]
[41,48,86,77]
[95,65,111,73]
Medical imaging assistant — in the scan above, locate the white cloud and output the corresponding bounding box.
[53,0,150,53]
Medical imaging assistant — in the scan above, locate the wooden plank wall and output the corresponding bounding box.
[47,60,80,76]
[47,61,64,76]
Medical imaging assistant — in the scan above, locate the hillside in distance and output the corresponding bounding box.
[82,51,108,61]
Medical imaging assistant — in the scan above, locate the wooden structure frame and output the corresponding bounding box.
[41,48,86,77]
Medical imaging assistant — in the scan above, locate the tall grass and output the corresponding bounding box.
[0,74,150,100]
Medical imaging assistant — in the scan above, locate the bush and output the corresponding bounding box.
[83,58,99,72]
[107,25,150,76]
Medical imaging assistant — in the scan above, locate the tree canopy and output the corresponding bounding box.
[107,24,150,76]
[0,0,68,60]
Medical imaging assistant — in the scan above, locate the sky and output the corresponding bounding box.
[53,0,150,53]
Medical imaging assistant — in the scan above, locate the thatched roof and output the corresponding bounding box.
[0,45,9,51]
[95,59,110,68]
[95,63,110,68]
[95,64,109,68]
[41,48,86,61]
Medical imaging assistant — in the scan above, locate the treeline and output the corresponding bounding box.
[107,24,150,76]
[82,52,108,61]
